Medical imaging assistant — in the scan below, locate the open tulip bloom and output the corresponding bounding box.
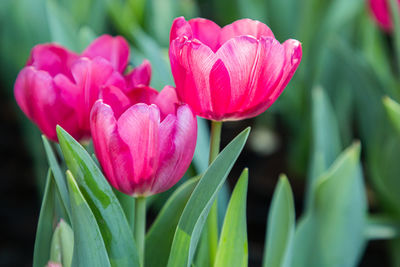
[169,17,302,121]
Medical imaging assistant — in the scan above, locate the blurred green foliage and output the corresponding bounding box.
[2,0,400,266]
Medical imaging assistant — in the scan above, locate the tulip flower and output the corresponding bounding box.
[14,35,152,141]
[369,0,400,31]
[90,87,196,196]
[169,17,302,121]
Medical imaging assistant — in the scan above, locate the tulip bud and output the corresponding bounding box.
[49,219,74,267]
[90,88,197,196]
[169,17,302,121]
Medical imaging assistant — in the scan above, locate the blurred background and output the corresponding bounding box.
[1,0,400,266]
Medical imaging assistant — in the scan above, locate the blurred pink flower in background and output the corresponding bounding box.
[90,89,197,196]
[368,0,400,31]
[14,35,151,141]
[169,17,302,121]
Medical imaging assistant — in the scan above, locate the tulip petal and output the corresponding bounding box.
[216,36,259,113]
[189,18,221,52]
[117,104,161,195]
[82,35,130,73]
[153,86,179,118]
[90,101,135,194]
[170,38,218,117]
[209,59,231,119]
[219,19,274,46]
[170,16,194,43]
[152,104,197,194]
[125,59,152,89]
[27,44,78,79]
[100,85,132,118]
[72,57,125,132]
[126,86,159,105]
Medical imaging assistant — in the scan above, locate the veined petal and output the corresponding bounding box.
[125,59,152,89]
[27,44,78,79]
[170,38,217,116]
[152,104,197,194]
[90,101,134,194]
[82,35,130,72]
[100,85,132,118]
[170,16,193,43]
[188,18,221,52]
[154,86,179,119]
[219,18,274,46]
[117,104,161,195]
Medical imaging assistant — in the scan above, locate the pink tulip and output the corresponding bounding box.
[90,90,197,196]
[14,34,152,141]
[14,44,82,141]
[369,0,400,31]
[169,17,302,121]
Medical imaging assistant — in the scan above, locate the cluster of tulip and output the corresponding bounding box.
[14,16,302,266]
[15,17,302,197]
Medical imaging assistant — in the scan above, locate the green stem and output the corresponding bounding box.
[207,121,222,264]
[388,0,400,75]
[135,196,146,266]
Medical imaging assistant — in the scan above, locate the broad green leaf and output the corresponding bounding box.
[293,143,367,267]
[114,189,135,230]
[146,177,199,267]
[383,96,400,137]
[33,170,55,267]
[306,86,341,209]
[57,126,140,267]
[167,127,250,267]
[215,169,249,267]
[50,219,74,267]
[46,0,79,50]
[263,175,295,267]
[42,136,71,220]
[66,170,111,267]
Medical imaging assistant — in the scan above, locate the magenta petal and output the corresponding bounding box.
[219,19,274,46]
[209,59,231,119]
[170,17,193,43]
[126,86,159,105]
[154,86,179,118]
[188,18,221,52]
[152,104,197,194]
[82,35,130,73]
[100,85,132,118]
[117,104,161,195]
[170,39,218,118]
[72,57,125,132]
[125,59,152,89]
[90,101,135,194]
[27,44,78,79]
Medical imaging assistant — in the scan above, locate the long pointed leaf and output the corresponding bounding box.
[167,127,250,267]
[66,170,111,267]
[263,175,295,267]
[33,170,55,267]
[56,126,140,266]
[42,135,71,220]
[214,169,249,267]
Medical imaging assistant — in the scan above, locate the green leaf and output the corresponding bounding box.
[33,170,55,267]
[214,169,249,267]
[263,175,295,267]
[383,96,400,137]
[42,135,71,220]
[66,170,111,267]
[50,219,74,267]
[56,126,140,267]
[113,189,135,230]
[146,177,199,267]
[306,86,341,209]
[167,127,250,267]
[293,143,367,267]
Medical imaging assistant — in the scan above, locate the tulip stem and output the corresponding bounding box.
[135,196,146,266]
[207,120,222,264]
